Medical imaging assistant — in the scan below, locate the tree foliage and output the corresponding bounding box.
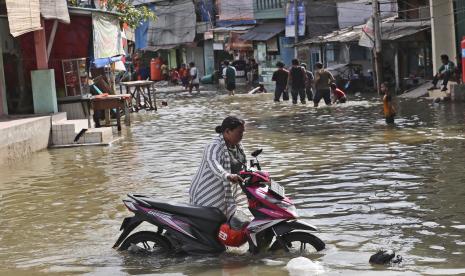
[68,0,157,29]
[106,0,157,29]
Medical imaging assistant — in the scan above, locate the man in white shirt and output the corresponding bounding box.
[189,62,200,94]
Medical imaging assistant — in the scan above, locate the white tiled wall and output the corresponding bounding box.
[51,120,112,146]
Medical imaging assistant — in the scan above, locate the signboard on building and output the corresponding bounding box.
[204,31,213,40]
[285,0,306,37]
[266,36,279,52]
[257,43,267,63]
[213,43,224,50]
[225,32,253,51]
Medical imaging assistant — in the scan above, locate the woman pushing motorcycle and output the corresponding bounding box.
[114,116,325,254]
[189,116,249,220]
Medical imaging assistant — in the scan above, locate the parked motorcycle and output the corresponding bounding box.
[113,149,325,255]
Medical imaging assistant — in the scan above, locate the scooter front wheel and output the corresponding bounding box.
[270,232,325,254]
[119,231,172,254]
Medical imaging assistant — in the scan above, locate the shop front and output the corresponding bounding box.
[211,26,253,82]
[240,22,293,88]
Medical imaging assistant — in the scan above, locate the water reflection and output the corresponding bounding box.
[0,91,465,275]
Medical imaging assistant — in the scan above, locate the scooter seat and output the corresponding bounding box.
[139,196,227,223]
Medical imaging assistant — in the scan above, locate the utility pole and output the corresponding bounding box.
[372,0,383,94]
[294,0,298,58]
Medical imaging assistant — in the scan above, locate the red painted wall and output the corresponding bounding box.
[18,15,92,92]
[44,15,92,89]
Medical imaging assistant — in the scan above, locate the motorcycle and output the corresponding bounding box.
[113,149,325,255]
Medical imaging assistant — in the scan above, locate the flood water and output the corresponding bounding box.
[1,88,465,275]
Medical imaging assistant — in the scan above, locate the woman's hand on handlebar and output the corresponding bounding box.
[227,174,244,183]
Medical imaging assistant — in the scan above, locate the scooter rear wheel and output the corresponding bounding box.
[270,232,325,253]
[119,231,172,253]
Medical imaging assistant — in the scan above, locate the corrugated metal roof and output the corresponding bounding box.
[299,26,362,44]
[299,19,430,45]
[211,26,254,33]
[239,22,284,41]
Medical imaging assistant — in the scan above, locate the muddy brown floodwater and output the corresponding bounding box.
[1,90,465,275]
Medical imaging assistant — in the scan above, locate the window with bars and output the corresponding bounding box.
[256,0,283,11]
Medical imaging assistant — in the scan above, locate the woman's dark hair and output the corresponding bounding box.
[215,116,245,133]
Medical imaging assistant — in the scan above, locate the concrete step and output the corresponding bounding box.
[51,112,67,123]
[51,119,110,146]
[76,127,113,144]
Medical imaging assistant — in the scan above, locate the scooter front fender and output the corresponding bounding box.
[273,220,319,236]
[112,216,143,249]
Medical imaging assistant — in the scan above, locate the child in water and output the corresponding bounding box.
[382,82,396,124]
[330,83,347,104]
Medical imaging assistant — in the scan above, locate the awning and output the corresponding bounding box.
[298,19,430,45]
[211,26,254,33]
[239,22,284,41]
[141,44,178,52]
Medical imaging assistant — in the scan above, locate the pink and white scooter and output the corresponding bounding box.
[114,149,325,255]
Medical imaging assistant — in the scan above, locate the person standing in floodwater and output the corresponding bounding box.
[272,61,289,102]
[382,82,396,124]
[314,62,335,107]
[301,63,314,101]
[288,59,307,104]
[223,60,237,96]
[188,62,200,94]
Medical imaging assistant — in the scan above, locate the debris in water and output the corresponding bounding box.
[285,256,324,275]
[369,250,398,265]
[262,258,285,266]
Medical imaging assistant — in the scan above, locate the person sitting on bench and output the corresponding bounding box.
[428,54,455,92]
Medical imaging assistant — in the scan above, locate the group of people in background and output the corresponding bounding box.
[272,59,347,107]
[271,58,398,125]
[167,57,396,125]
[171,62,200,94]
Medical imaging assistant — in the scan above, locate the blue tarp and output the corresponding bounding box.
[92,55,123,68]
[135,3,155,50]
[198,0,214,22]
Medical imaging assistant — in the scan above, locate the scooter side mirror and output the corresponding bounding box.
[251,149,263,157]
